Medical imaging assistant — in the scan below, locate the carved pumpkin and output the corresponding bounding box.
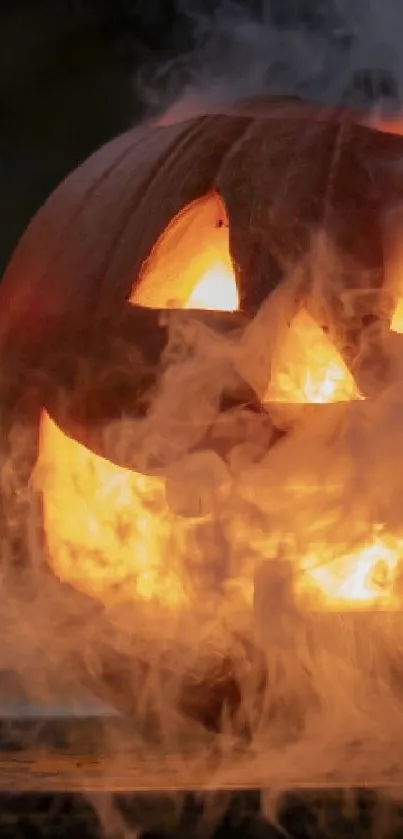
[3,97,403,743]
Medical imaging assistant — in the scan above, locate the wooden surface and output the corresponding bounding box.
[0,706,402,793]
[0,746,403,793]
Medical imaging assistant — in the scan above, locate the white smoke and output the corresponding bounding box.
[137,0,402,120]
[4,2,403,835]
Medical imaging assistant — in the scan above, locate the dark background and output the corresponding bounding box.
[0,0,358,277]
[0,2,401,836]
[0,0,189,275]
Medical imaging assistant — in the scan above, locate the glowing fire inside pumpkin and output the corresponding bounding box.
[391,297,403,334]
[33,191,403,613]
[264,309,360,405]
[36,257,238,610]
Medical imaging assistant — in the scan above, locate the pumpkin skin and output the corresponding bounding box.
[3,97,403,739]
[2,96,403,358]
[1,97,403,479]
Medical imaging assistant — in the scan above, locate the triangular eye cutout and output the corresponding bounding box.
[264,309,361,405]
[130,191,239,312]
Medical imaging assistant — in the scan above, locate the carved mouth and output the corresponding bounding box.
[42,305,275,475]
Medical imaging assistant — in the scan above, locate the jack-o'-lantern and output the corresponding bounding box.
[3,97,403,753]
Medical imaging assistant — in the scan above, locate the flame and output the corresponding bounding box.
[297,534,403,611]
[130,191,238,309]
[390,297,403,334]
[265,309,361,404]
[35,414,187,607]
[265,297,403,610]
[260,307,403,610]
[35,197,403,614]
[36,196,239,607]
[185,262,238,311]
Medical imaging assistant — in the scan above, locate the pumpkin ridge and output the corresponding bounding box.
[265,119,342,235]
[212,118,257,190]
[0,128,151,349]
[101,115,254,309]
[320,120,349,235]
[94,120,211,312]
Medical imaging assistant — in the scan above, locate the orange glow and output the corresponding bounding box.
[35,199,403,612]
[264,309,361,404]
[185,262,238,311]
[259,309,403,610]
[35,414,187,607]
[130,191,238,310]
[297,533,403,611]
[36,194,239,607]
[363,112,403,137]
[390,297,403,334]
